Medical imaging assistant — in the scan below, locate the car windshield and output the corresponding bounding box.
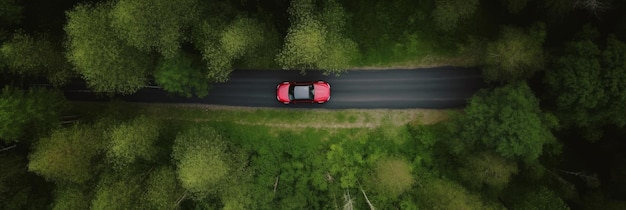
[290,84,314,100]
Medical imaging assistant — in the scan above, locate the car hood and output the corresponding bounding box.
[277,84,290,102]
[313,83,330,101]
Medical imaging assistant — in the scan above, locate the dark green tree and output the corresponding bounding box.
[454,82,558,162]
[545,35,626,139]
[432,0,479,31]
[483,24,546,83]
[154,53,208,98]
[0,32,73,86]
[0,87,67,143]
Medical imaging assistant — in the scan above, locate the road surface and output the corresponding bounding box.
[64,67,485,109]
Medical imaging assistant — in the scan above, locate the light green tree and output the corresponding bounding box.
[28,125,105,184]
[110,0,200,58]
[0,32,72,86]
[172,126,231,198]
[484,24,546,83]
[458,152,519,191]
[368,157,415,198]
[91,170,142,210]
[277,0,357,74]
[0,87,66,143]
[194,16,266,82]
[142,166,186,210]
[107,116,161,168]
[65,2,152,94]
[417,176,491,209]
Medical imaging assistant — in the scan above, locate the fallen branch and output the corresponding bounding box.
[273,175,280,193]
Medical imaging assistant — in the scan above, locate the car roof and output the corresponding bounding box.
[293,85,311,100]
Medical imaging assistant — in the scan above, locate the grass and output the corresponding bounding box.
[69,101,455,152]
[70,102,453,129]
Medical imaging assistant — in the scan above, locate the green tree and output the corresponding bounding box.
[28,125,105,184]
[456,82,558,162]
[545,35,626,136]
[458,152,519,191]
[416,176,491,209]
[277,0,357,74]
[51,183,91,210]
[432,0,479,31]
[110,0,200,58]
[107,116,161,168]
[509,186,568,210]
[0,87,66,143]
[172,126,232,198]
[91,170,143,210]
[0,151,51,210]
[501,0,531,13]
[155,53,208,98]
[0,0,21,27]
[142,166,186,210]
[368,157,415,198]
[65,2,152,94]
[0,32,72,86]
[483,24,546,83]
[194,16,266,82]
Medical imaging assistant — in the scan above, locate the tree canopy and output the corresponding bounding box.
[483,24,546,83]
[455,82,558,162]
[0,87,66,143]
[65,2,152,94]
[0,32,72,86]
[545,34,626,135]
[28,125,105,184]
[277,0,357,74]
[110,0,200,58]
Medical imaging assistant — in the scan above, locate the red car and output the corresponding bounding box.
[277,81,331,104]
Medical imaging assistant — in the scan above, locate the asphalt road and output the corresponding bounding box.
[64,67,485,109]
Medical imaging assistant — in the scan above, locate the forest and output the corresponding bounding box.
[1,0,626,209]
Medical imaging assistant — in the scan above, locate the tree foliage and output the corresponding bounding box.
[91,170,142,210]
[28,125,105,184]
[0,0,21,26]
[172,126,232,198]
[458,152,519,191]
[110,0,200,58]
[456,82,557,162]
[51,183,91,210]
[369,157,415,198]
[545,34,626,132]
[484,24,546,83]
[107,116,161,168]
[154,53,209,98]
[416,176,490,209]
[195,16,265,82]
[142,166,185,210]
[0,32,72,86]
[277,0,357,74]
[0,87,66,143]
[432,0,479,31]
[65,2,152,94]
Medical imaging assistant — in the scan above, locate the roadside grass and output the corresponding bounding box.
[70,101,454,151]
[71,102,453,129]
